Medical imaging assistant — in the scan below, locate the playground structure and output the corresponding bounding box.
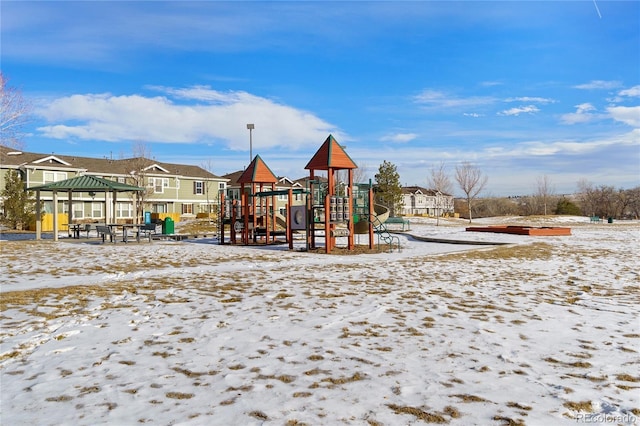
[466,225,571,236]
[218,135,401,253]
[218,155,288,246]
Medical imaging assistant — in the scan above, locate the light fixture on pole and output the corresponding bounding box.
[246,123,255,162]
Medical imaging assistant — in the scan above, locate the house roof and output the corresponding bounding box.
[276,176,304,188]
[221,170,245,186]
[0,145,225,180]
[304,135,357,171]
[28,174,145,192]
[402,185,452,197]
[237,155,278,184]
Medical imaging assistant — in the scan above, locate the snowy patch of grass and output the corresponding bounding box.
[386,404,449,423]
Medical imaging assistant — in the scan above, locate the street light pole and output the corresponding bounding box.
[246,124,255,163]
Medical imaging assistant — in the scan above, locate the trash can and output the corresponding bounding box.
[162,217,174,234]
[607,217,613,224]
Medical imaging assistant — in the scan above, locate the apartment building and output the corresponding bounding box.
[0,145,228,223]
[400,185,455,216]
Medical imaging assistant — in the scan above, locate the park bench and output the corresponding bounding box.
[385,217,411,231]
[590,216,602,223]
[96,225,116,243]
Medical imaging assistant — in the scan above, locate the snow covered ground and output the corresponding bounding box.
[1,216,638,425]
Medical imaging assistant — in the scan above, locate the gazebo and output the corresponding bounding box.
[28,175,145,241]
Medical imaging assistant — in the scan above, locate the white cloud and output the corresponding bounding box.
[607,106,640,127]
[413,89,495,109]
[504,97,555,104]
[497,105,540,116]
[379,133,418,143]
[483,129,639,158]
[36,88,345,150]
[463,113,482,118]
[573,80,622,90]
[618,85,640,98]
[560,103,598,124]
[576,103,596,113]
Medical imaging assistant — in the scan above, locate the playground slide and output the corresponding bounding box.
[353,203,390,234]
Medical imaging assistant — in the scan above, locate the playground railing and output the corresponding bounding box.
[366,214,401,253]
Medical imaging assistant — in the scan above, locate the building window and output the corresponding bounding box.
[219,182,226,190]
[194,181,204,195]
[116,202,133,218]
[228,189,240,200]
[152,203,167,213]
[43,201,55,214]
[149,177,169,193]
[44,171,67,183]
[92,202,103,218]
[73,202,83,219]
[182,203,193,215]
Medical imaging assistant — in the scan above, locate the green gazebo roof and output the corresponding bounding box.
[28,175,145,192]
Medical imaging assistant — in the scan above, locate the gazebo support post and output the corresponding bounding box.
[68,190,73,236]
[35,190,41,241]
[112,191,117,225]
[53,191,59,242]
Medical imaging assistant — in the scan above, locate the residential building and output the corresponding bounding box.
[400,185,455,216]
[0,145,228,224]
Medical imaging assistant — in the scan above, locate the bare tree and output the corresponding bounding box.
[200,158,219,216]
[428,162,453,225]
[455,162,488,223]
[127,142,154,222]
[535,175,555,216]
[352,162,369,185]
[0,72,32,149]
[518,195,539,216]
[576,179,632,219]
[577,179,598,217]
[626,186,640,219]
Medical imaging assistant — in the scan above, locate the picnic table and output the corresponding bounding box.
[68,223,83,239]
[107,224,148,243]
[104,223,158,243]
[67,223,92,239]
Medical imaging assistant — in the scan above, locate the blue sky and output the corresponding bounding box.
[3,1,639,196]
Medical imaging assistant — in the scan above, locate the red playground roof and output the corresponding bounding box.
[305,134,357,171]
[237,155,278,184]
